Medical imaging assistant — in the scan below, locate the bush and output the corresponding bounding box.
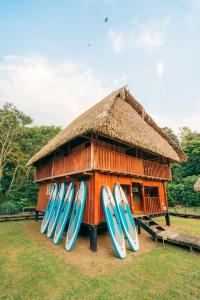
[167,175,200,207]
[0,201,21,215]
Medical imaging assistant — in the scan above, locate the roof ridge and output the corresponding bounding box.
[122,88,187,161]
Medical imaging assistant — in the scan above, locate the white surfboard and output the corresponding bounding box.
[54,182,75,245]
[47,182,66,238]
[65,181,87,251]
[40,183,59,234]
[102,185,126,259]
[114,183,139,252]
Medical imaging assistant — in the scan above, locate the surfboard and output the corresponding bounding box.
[40,183,59,234]
[47,182,67,238]
[54,182,75,245]
[102,185,126,259]
[114,183,139,252]
[65,181,87,252]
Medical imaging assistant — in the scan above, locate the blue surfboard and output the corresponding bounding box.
[114,183,139,252]
[102,185,126,259]
[40,183,59,234]
[65,181,87,252]
[47,182,66,238]
[54,182,75,245]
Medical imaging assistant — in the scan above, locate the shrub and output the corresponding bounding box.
[167,175,200,207]
[0,201,21,215]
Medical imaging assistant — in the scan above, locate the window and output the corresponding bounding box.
[47,183,54,196]
[144,186,159,198]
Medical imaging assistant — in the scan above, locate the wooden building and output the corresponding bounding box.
[28,87,186,250]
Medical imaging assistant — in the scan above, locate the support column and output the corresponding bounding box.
[137,223,141,234]
[35,210,39,222]
[165,212,170,226]
[89,225,97,252]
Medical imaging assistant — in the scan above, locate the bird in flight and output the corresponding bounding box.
[104,17,108,23]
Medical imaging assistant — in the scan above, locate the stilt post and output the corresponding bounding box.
[165,212,170,226]
[137,223,141,235]
[35,210,39,222]
[89,225,97,252]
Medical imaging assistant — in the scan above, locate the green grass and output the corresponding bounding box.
[0,221,200,300]
[169,207,200,215]
[157,216,200,236]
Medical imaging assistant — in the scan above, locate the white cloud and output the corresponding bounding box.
[153,114,200,133]
[156,62,164,78]
[109,29,125,53]
[185,14,196,27]
[183,114,200,131]
[136,31,164,48]
[0,54,109,126]
[192,0,200,9]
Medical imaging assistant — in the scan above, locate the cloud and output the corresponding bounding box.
[153,114,200,133]
[192,0,200,9]
[156,62,164,78]
[136,31,164,48]
[183,114,200,131]
[0,54,109,126]
[108,29,125,53]
[185,14,196,27]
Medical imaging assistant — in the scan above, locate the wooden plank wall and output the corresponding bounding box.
[36,175,96,225]
[94,172,132,224]
[36,173,168,225]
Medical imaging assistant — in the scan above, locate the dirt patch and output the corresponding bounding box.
[23,221,163,275]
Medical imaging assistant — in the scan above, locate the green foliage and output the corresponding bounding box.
[167,175,200,207]
[165,127,200,207]
[162,126,180,145]
[0,103,60,213]
[0,201,21,215]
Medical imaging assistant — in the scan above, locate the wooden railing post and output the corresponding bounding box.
[91,136,94,169]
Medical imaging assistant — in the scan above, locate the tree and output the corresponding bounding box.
[167,126,200,207]
[0,103,30,184]
[162,127,180,145]
[0,103,60,212]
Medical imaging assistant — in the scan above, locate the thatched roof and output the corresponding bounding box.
[194,178,200,192]
[28,87,187,165]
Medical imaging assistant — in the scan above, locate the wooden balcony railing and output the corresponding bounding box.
[35,161,53,181]
[143,160,171,180]
[35,147,91,181]
[35,146,172,181]
[144,197,162,214]
[93,146,144,176]
[93,147,171,180]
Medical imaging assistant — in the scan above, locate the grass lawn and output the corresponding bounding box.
[0,219,200,300]
[169,207,200,215]
[157,216,200,236]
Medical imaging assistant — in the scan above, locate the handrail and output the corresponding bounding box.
[144,197,162,214]
[35,145,171,181]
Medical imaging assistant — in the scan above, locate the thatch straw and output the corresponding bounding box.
[194,178,200,192]
[28,87,187,165]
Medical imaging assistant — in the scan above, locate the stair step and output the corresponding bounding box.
[154,229,165,234]
[150,224,158,228]
[141,220,151,224]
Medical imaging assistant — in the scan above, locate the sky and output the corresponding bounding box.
[0,0,199,133]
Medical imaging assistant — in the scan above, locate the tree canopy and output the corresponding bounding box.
[0,103,60,214]
[162,127,200,207]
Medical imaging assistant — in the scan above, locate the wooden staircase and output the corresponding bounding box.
[135,216,200,252]
[136,216,165,239]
